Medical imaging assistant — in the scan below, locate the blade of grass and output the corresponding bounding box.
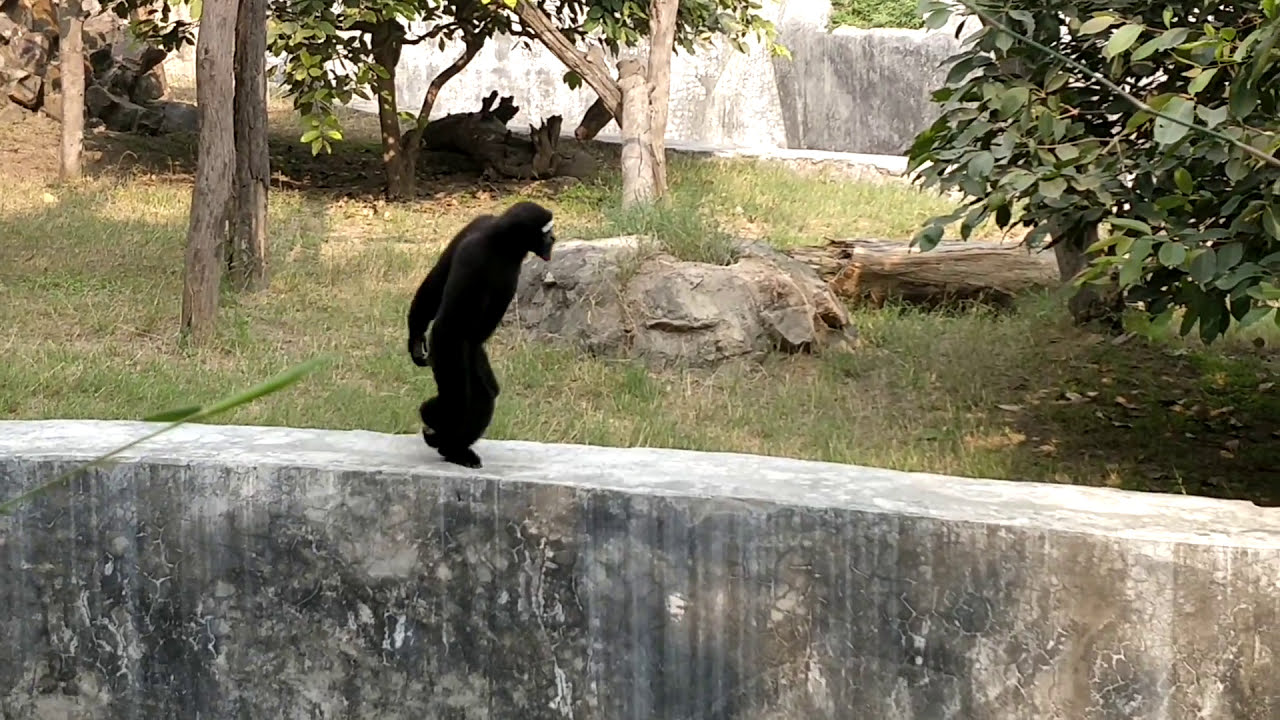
[0,354,333,515]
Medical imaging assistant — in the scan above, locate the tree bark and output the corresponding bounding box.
[618,59,654,208]
[513,0,621,118]
[371,21,413,199]
[1052,223,1125,327]
[574,96,613,140]
[645,0,677,197]
[181,0,237,344]
[786,238,1060,309]
[58,0,84,182]
[230,0,269,292]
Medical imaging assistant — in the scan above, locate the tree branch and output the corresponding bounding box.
[404,37,485,147]
[956,0,1280,169]
[512,0,622,117]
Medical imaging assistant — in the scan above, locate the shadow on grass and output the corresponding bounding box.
[80,118,625,203]
[1001,337,1280,507]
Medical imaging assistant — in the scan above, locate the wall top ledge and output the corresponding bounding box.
[2,419,1277,548]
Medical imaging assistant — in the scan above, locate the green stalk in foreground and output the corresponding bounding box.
[0,355,333,515]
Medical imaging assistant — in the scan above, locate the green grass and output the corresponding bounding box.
[2,111,1279,506]
[830,0,925,29]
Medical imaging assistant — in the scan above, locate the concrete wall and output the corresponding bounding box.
[353,0,973,156]
[2,419,1278,719]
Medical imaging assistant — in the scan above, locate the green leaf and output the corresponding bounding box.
[1158,242,1187,267]
[0,356,332,516]
[1238,306,1274,329]
[914,224,945,251]
[1105,24,1145,57]
[1153,96,1195,145]
[1132,36,1163,60]
[1173,167,1194,194]
[968,151,995,178]
[1216,242,1245,272]
[925,8,951,29]
[1055,145,1080,161]
[143,405,203,423]
[1039,177,1067,199]
[1264,205,1280,241]
[1119,251,1145,287]
[1187,67,1218,94]
[1230,80,1259,118]
[300,129,322,143]
[1079,15,1118,34]
[998,87,1031,118]
[1108,217,1153,234]
[1225,157,1249,181]
[1188,248,1217,284]
[1196,104,1229,128]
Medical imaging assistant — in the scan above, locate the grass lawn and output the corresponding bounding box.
[2,99,1278,506]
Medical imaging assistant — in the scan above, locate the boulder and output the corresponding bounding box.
[511,237,858,367]
[158,99,197,133]
[0,1,176,133]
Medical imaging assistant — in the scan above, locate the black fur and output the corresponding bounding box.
[407,201,556,468]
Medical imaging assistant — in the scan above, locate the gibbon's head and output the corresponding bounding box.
[502,201,556,261]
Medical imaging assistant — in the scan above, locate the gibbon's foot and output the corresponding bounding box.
[440,447,483,469]
[421,425,440,449]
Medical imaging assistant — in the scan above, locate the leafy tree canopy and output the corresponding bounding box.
[908,0,1280,343]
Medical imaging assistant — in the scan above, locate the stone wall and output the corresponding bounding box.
[351,0,975,156]
[2,419,1278,719]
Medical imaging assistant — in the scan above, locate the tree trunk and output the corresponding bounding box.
[786,238,1061,309]
[645,0,677,197]
[371,22,413,199]
[181,0,237,344]
[618,59,654,208]
[1052,223,1125,327]
[230,0,269,291]
[58,0,84,182]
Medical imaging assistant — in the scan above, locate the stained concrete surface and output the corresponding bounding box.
[1,419,1278,719]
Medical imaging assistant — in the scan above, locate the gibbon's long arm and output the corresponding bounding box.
[406,214,495,365]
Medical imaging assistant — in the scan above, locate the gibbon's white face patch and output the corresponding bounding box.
[542,219,554,234]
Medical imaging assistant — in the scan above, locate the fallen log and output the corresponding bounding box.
[785,238,1061,309]
[419,91,599,180]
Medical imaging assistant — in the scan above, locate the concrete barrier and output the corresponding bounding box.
[2,419,1277,719]
[353,0,976,156]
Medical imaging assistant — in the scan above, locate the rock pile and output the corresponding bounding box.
[0,0,196,133]
[512,237,859,368]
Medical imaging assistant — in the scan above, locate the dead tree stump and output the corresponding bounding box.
[417,91,598,180]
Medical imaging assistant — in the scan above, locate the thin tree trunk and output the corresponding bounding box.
[371,21,412,199]
[618,59,654,208]
[230,0,269,291]
[181,0,237,344]
[1052,223,1124,327]
[645,0,677,197]
[58,0,84,181]
[400,38,483,160]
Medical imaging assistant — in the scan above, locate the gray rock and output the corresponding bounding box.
[0,95,28,123]
[0,14,20,43]
[38,89,59,120]
[158,99,198,134]
[4,71,41,108]
[512,236,857,366]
